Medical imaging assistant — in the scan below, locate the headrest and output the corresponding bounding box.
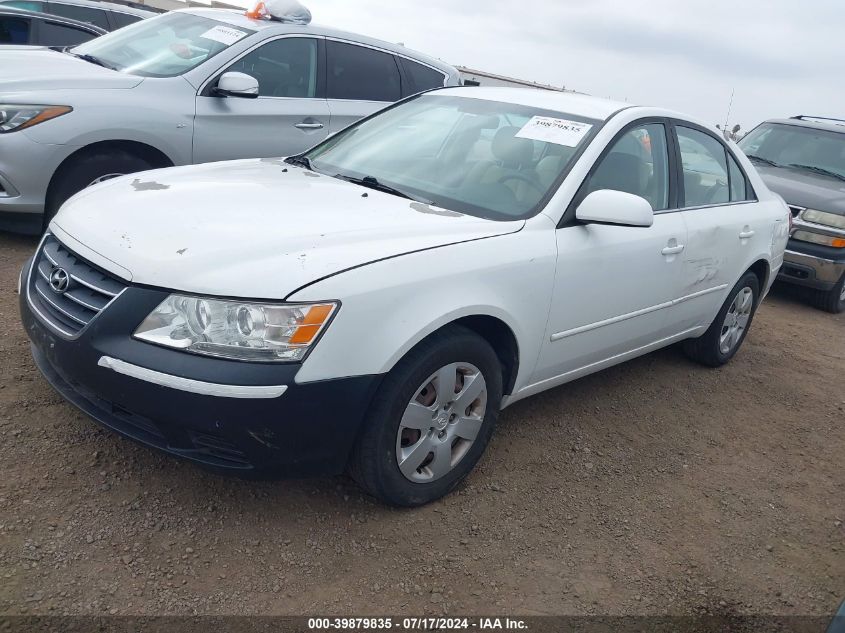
[492,127,534,166]
[592,152,647,196]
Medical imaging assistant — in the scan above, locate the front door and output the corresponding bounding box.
[193,36,329,163]
[532,122,689,386]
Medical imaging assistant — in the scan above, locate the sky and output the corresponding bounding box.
[272,0,844,133]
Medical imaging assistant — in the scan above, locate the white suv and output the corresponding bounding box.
[19,87,789,506]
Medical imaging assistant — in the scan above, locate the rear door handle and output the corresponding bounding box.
[739,230,755,239]
[295,122,324,130]
[662,245,685,255]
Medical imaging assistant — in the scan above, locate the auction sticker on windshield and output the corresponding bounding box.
[515,116,593,147]
[200,25,248,46]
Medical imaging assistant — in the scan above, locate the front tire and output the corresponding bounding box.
[349,326,502,507]
[45,151,154,226]
[683,272,760,367]
[812,272,845,314]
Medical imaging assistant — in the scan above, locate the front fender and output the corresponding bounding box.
[289,220,558,394]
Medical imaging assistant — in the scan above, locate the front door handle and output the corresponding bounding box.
[662,244,685,256]
[739,230,755,239]
[295,122,324,130]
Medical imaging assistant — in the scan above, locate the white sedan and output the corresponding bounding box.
[20,87,790,506]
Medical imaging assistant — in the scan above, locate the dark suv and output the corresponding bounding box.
[739,116,845,313]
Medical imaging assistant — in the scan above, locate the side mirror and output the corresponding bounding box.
[214,72,259,99]
[575,189,654,227]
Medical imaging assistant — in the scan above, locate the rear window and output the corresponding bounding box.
[110,11,142,29]
[326,40,401,102]
[400,57,445,96]
[46,2,109,29]
[0,15,30,43]
[39,18,95,45]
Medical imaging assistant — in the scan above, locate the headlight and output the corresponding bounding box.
[801,208,845,230]
[0,105,72,133]
[134,295,338,362]
[792,230,845,249]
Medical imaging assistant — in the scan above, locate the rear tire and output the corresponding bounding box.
[349,325,502,507]
[45,151,154,227]
[811,273,845,314]
[683,272,760,367]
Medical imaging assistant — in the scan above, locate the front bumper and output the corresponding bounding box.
[19,255,381,477]
[0,131,77,234]
[778,240,845,291]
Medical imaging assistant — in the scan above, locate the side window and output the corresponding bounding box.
[400,57,445,96]
[727,153,751,202]
[226,37,317,98]
[46,2,109,29]
[677,126,729,207]
[326,40,401,102]
[584,123,670,211]
[38,19,95,45]
[110,11,142,29]
[0,16,30,43]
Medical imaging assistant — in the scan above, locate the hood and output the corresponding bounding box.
[0,47,143,91]
[755,164,845,215]
[52,159,524,299]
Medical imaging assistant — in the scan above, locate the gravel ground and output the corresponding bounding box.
[0,231,842,617]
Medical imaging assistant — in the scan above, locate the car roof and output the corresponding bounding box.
[181,8,457,76]
[0,4,107,30]
[426,86,632,121]
[41,0,157,18]
[762,117,845,135]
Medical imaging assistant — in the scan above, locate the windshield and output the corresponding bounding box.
[739,122,845,180]
[71,12,255,77]
[304,95,599,220]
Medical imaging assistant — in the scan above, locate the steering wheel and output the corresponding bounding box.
[497,173,545,194]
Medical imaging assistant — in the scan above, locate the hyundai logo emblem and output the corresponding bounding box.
[49,267,70,293]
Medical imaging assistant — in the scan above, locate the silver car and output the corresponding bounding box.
[0,8,460,233]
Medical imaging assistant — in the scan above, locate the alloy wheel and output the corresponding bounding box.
[719,286,754,354]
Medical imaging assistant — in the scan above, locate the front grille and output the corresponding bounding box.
[29,235,126,337]
[788,205,805,218]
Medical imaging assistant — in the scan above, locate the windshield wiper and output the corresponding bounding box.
[746,154,780,167]
[69,52,117,71]
[285,155,311,170]
[787,163,845,182]
[334,174,431,204]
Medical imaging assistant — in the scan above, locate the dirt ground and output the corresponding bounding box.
[0,231,842,617]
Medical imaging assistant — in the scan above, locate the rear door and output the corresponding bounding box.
[670,123,770,330]
[193,35,330,163]
[325,39,402,134]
